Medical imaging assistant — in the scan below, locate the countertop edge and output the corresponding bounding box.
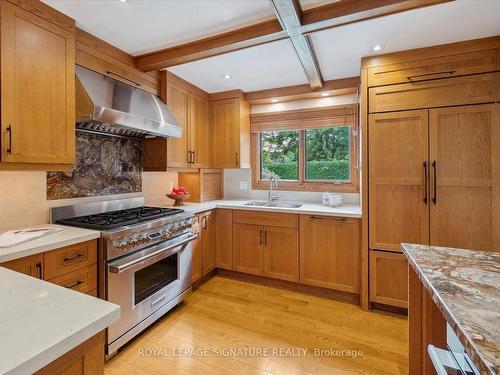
[6,305,120,375]
[401,243,495,375]
[0,230,101,264]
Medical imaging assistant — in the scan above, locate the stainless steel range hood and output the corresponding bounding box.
[75,65,182,138]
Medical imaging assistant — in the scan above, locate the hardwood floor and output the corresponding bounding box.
[105,276,408,375]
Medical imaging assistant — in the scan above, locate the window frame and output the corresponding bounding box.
[250,104,359,193]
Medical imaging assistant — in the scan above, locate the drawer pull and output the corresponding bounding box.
[309,215,347,221]
[65,280,84,289]
[6,125,12,154]
[407,70,456,81]
[63,253,84,263]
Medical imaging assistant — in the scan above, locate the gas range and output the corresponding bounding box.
[51,197,196,357]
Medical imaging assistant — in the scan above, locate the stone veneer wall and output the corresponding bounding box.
[47,132,142,200]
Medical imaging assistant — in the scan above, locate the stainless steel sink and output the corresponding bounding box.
[245,201,303,208]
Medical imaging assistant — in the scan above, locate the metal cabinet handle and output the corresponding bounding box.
[423,161,428,204]
[65,280,84,289]
[259,229,263,245]
[6,125,12,154]
[36,262,42,279]
[106,70,141,86]
[202,215,207,230]
[63,253,84,263]
[192,150,196,164]
[187,151,192,163]
[407,70,456,81]
[264,229,267,245]
[432,160,437,204]
[235,152,239,166]
[309,215,347,221]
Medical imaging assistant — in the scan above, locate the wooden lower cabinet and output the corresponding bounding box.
[300,216,360,293]
[263,226,298,282]
[35,331,105,375]
[216,209,233,270]
[369,250,408,308]
[233,223,264,275]
[191,210,216,283]
[0,240,98,297]
[202,210,216,274]
[1,254,43,278]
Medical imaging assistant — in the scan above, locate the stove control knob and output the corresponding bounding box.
[117,241,128,252]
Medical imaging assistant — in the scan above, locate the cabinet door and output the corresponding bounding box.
[1,254,43,278]
[166,82,190,168]
[202,211,216,275]
[369,250,408,308]
[369,110,430,251]
[211,99,240,168]
[300,216,360,293]
[263,227,298,282]
[233,223,263,275]
[191,215,203,283]
[430,104,499,251]
[0,1,75,164]
[216,209,233,270]
[190,93,210,168]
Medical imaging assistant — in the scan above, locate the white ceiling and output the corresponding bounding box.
[42,0,276,55]
[43,0,500,93]
[170,0,500,92]
[169,39,308,92]
[311,0,500,81]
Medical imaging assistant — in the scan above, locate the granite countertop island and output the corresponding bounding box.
[402,243,499,375]
[0,267,120,375]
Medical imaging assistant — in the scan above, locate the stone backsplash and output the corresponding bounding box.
[47,131,142,200]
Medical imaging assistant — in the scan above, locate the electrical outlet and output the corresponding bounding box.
[239,181,248,190]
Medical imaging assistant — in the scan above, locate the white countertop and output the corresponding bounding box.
[0,267,120,375]
[0,224,101,263]
[164,199,362,218]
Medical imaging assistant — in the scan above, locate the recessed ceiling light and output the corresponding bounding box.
[271,98,279,103]
[372,44,384,52]
[223,73,231,79]
[320,92,330,97]
[119,0,128,2]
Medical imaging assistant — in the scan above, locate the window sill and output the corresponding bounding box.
[252,181,359,193]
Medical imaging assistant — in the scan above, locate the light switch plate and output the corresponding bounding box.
[240,181,248,190]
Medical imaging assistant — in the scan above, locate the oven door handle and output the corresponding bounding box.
[108,234,197,274]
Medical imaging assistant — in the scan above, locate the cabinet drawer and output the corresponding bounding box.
[233,210,298,228]
[369,72,499,113]
[48,265,97,294]
[367,49,499,86]
[369,250,408,308]
[44,240,97,280]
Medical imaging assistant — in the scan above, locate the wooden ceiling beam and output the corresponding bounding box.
[134,0,453,72]
[244,76,360,104]
[269,0,323,89]
[301,0,453,34]
[135,19,287,72]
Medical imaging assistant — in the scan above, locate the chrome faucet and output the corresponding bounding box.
[268,176,279,203]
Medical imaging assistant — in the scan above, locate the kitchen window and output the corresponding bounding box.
[251,104,359,192]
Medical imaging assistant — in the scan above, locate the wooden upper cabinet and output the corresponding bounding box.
[369,73,499,113]
[216,209,233,270]
[429,104,499,252]
[1,254,43,279]
[0,1,75,165]
[233,223,264,276]
[166,82,190,168]
[211,97,250,168]
[300,216,360,294]
[143,74,211,171]
[367,48,499,87]
[369,110,430,252]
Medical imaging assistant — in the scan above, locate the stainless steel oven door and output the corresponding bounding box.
[106,233,196,345]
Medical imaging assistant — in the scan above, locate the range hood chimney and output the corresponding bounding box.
[75,65,182,138]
